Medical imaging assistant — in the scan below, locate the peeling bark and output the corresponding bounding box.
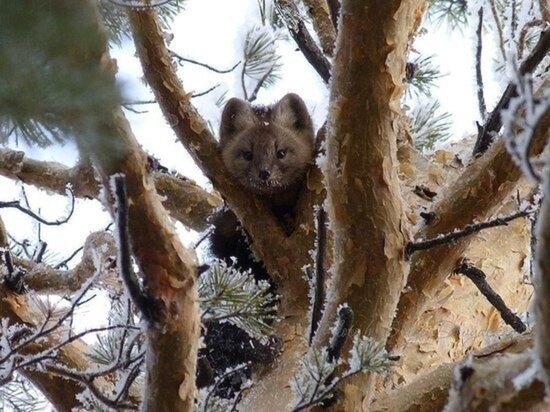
[0,148,221,232]
[388,114,550,353]
[371,333,533,411]
[312,0,423,406]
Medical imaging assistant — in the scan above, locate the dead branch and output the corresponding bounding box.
[302,0,336,55]
[309,207,327,344]
[169,49,240,73]
[0,148,221,232]
[275,0,332,83]
[406,208,532,258]
[454,259,526,333]
[472,27,550,156]
[475,7,487,120]
[0,188,74,226]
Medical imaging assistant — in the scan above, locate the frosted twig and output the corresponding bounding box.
[472,27,550,156]
[0,187,75,226]
[309,207,327,345]
[406,208,536,258]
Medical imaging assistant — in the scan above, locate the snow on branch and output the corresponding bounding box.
[501,57,549,183]
[199,260,277,342]
[291,332,395,411]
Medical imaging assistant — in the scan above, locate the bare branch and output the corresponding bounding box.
[475,7,487,121]
[0,188,74,226]
[309,207,327,345]
[472,27,550,156]
[275,0,332,84]
[169,49,241,73]
[454,259,527,333]
[0,148,222,232]
[406,208,533,258]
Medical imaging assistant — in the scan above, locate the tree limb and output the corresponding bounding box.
[275,0,332,83]
[311,0,423,408]
[302,0,337,55]
[371,333,534,411]
[0,147,221,232]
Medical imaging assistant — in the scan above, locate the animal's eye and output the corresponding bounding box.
[276,149,287,159]
[242,151,253,161]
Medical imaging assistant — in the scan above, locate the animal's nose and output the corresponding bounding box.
[259,170,270,180]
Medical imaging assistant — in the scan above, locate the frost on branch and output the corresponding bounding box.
[291,334,395,411]
[199,259,277,342]
[501,59,549,182]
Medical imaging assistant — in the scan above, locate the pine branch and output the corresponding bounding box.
[454,259,527,333]
[411,101,452,152]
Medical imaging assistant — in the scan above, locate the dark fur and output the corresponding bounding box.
[202,94,314,396]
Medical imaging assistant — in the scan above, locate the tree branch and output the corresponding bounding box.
[0,147,221,232]
[454,259,526,333]
[311,0,422,408]
[302,0,337,55]
[275,0,332,83]
[371,333,534,411]
[406,208,532,258]
[472,27,550,156]
[475,7,487,121]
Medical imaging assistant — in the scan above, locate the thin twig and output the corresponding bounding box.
[454,259,527,333]
[406,209,532,258]
[475,7,487,121]
[169,50,241,73]
[248,67,274,103]
[472,27,550,156]
[0,188,75,226]
[54,245,84,269]
[309,207,327,345]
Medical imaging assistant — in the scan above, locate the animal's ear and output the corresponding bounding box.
[219,98,256,146]
[272,93,313,132]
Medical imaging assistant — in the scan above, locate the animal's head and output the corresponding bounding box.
[219,93,314,195]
